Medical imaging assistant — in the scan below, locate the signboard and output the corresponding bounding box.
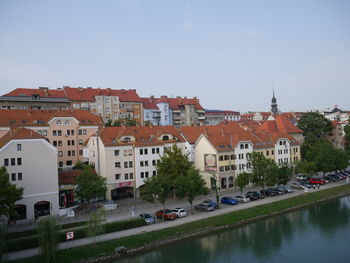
[204,154,217,172]
[66,231,74,240]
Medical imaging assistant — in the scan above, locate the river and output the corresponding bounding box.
[115,195,350,263]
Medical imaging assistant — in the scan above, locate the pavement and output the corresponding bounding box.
[4,178,349,262]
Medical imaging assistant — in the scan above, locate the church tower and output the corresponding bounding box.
[271,91,278,115]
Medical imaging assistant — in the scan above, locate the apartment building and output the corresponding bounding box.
[86,126,186,200]
[205,110,240,125]
[141,98,161,126]
[0,128,59,221]
[0,109,103,169]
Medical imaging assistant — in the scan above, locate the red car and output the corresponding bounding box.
[155,209,177,220]
[308,178,326,185]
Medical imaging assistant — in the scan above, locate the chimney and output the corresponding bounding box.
[39,87,48,91]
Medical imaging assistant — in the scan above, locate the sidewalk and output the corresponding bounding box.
[4,179,348,261]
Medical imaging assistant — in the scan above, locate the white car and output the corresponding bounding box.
[172,208,187,218]
[235,195,251,203]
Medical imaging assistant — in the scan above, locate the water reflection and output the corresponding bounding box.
[115,196,350,263]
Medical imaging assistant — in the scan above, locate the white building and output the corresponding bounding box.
[0,128,59,221]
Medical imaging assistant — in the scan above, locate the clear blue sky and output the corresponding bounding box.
[0,0,349,112]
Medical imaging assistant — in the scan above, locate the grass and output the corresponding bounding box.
[10,184,350,263]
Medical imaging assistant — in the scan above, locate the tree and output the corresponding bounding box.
[276,163,293,186]
[74,167,107,204]
[297,112,332,142]
[333,148,349,173]
[306,142,337,175]
[344,118,350,150]
[248,152,278,190]
[236,172,250,194]
[86,208,106,248]
[37,216,60,263]
[174,167,208,209]
[113,117,137,127]
[0,167,23,218]
[296,160,317,177]
[0,223,6,263]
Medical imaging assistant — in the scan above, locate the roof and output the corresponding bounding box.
[257,115,303,134]
[205,110,240,116]
[98,126,185,147]
[3,88,66,98]
[0,127,45,148]
[0,109,103,127]
[141,98,160,110]
[63,87,142,102]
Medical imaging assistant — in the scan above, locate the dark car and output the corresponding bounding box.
[260,189,276,197]
[246,191,264,201]
[202,199,219,208]
[194,203,215,212]
[221,196,239,205]
[155,209,177,220]
[270,188,284,195]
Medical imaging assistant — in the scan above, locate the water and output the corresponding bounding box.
[116,196,350,263]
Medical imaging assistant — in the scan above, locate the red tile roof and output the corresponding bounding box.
[145,96,204,111]
[63,87,142,102]
[0,109,103,127]
[3,88,66,98]
[141,98,159,110]
[98,126,185,147]
[257,115,303,134]
[0,127,46,148]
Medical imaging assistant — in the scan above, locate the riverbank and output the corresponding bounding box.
[8,183,350,263]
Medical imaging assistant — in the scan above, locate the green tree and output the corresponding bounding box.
[296,160,317,177]
[0,167,23,218]
[74,167,107,204]
[344,118,350,150]
[37,216,60,263]
[277,163,293,185]
[297,112,332,141]
[113,117,137,127]
[86,208,106,248]
[306,142,337,175]
[236,172,250,194]
[248,152,278,190]
[174,167,208,209]
[333,148,349,173]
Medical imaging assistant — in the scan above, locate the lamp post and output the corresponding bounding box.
[211,172,220,206]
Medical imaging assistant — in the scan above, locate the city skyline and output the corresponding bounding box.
[1,0,349,112]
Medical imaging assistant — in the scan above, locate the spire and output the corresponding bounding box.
[271,90,278,115]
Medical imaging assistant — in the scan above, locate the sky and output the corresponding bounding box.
[0,0,349,113]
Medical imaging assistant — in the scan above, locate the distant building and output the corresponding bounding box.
[205,110,240,125]
[141,98,161,126]
[0,128,59,221]
[271,91,278,115]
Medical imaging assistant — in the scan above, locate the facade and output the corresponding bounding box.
[0,128,59,221]
[141,98,161,126]
[142,96,205,127]
[327,121,346,149]
[0,109,103,169]
[86,126,186,200]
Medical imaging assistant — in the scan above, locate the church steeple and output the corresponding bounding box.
[271,90,278,115]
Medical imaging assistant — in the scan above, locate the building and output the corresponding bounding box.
[141,98,161,126]
[142,96,206,127]
[0,109,103,169]
[205,110,240,125]
[1,86,144,125]
[327,120,346,149]
[86,126,186,200]
[0,128,59,221]
[0,87,70,110]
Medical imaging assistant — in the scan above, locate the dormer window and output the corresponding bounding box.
[123,137,131,143]
[162,135,169,141]
[56,120,61,125]
[32,94,40,100]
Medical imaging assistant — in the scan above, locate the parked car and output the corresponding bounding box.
[276,186,290,193]
[271,188,285,195]
[202,199,219,208]
[235,195,251,203]
[246,191,263,201]
[194,203,215,212]
[296,174,308,181]
[291,182,303,189]
[155,209,177,220]
[172,208,187,218]
[309,178,326,185]
[300,181,312,188]
[260,189,276,197]
[221,196,239,205]
[140,213,155,224]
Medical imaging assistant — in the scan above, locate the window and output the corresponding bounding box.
[153,170,157,176]
[66,160,72,166]
[71,140,75,146]
[141,172,144,178]
[78,130,82,135]
[115,162,121,168]
[129,161,133,168]
[71,130,74,136]
[53,130,57,136]
[219,166,224,172]
[11,158,15,166]
[224,155,229,160]
[58,130,62,136]
[145,161,149,166]
[125,173,129,180]
[266,151,269,156]
[4,158,9,166]
[65,120,70,125]
[67,140,71,146]
[17,158,22,165]
[245,144,249,149]
[17,144,21,151]
[272,150,274,155]
[68,151,71,156]
[128,150,132,156]
[156,148,159,154]
[83,129,87,135]
[114,150,120,156]
[78,139,83,145]
[53,141,57,146]
[72,150,75,156]
[219,155,224,161]
[152,148,155,154]
[140,161,144,167]
[240,144,244,149]
[67,130,70,136]
[124,162,128,168]
[115,174,121,180]
[59,162,63,167]
[58,141,62,146]
[43,130,47,136]
[123,150,128,156]
[140,149,144,155]
[143,172,147,178]
[225,165,230,171]
[129,173,134,179]
[79,150,83,155]
[144,149,148,155]
[58,151,63,157]
[230,154,235,160]
[56,120,61,125]
[11,173,16,181]
[18,173,22,181]
[152,160,156,166]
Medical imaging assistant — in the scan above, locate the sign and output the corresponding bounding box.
[66,231,74,240]
[204,154,217,172]
[118,181,132,187]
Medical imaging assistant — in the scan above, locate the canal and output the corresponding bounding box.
[115,195,350,263]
